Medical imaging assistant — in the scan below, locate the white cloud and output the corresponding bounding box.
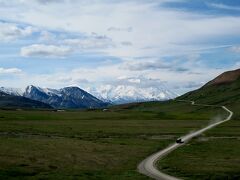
[123,60,171,71]
[1,0,240,58]
[20,44,72,57]
[107,26,133,32]
[0,22,36,41]
[35,0,65,4]
[231,46,240,53]
[0,67,22,74]
[21,32,114,57]
[122,60,190,73]
[0,58,235,96]
[0,0,239,95]
[110,76,167,88]
[64,34,114,50]
[38,30,57,42]
[121,41,133,46]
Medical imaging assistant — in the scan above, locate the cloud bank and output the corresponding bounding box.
[0,0,239,94]
[21,44,72,57]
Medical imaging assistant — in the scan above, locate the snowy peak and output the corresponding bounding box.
[0,86,52,109]
[23,85,107,109]
[0,82,177,107]
[0,87,23,96]
[60,86,100,101]
[87,76,178,104]
[89,84,177,104]
[25,85,61,97]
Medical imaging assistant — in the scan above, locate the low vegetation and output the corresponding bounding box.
[159,117,240,180]
[180,76,240,119]
[0,100,222,180]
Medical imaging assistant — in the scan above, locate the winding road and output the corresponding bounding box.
[138,100,233,180]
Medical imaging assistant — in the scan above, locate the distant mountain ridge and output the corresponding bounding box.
[23,85,108,109]
[0,87,23,96]
[89,85,177,104]
[0,90,52,109]
[1,84,177,106]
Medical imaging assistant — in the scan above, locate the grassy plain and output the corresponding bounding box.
[0,100,222,179]
[157,77,240,179]
[159,119,240,180]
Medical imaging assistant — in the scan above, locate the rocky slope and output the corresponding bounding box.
[0,90,52,109]
[23,85,108,109]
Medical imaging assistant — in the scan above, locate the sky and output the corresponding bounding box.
[0,0,240,94]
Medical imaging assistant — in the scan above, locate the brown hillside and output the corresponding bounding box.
[204,68,240,87]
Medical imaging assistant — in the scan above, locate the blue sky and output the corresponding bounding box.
[162,0,240,16]
[0,0,240,94]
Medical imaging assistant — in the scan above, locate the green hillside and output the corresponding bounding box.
[178,69,240,119]
[158,68,240,179]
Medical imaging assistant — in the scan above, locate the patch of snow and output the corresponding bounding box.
[89,84,177,104]
[0,87,23,96]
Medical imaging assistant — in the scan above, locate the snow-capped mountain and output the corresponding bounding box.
[89,85,177,104]
[0,83,177,107]
[0,88,52,109]
[23,85,107,109]
[0,87,23,96]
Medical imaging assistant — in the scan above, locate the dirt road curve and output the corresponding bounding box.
[138,100,233,180]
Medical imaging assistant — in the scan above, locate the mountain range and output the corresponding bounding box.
[0,84,176,108]
[0,90,52,109]
[0,85,107,109]
[23,85,108,109]
[0,68,239,111]
[89,85,177,104]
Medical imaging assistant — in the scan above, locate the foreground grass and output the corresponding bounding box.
[0,136,164,180]
[159,119,240,180]
[0,118,205,180]
[0,100,232,179]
